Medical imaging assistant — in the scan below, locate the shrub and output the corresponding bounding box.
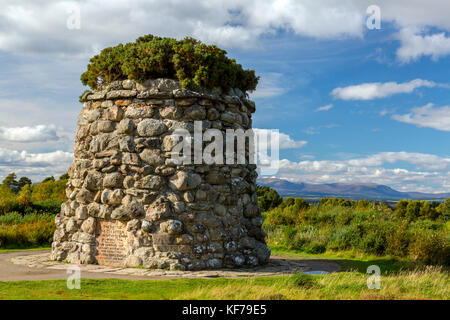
[437,199,450,221]
[287,273,321,289]
[408,229,449,265]
[31,179,67,202]
[262,196,450,265]
[305,241,326,254]
[0,212,55,225]
[358,230,388,255]
[393,199,408,218]
[80,35,259,93]
[264,206,298,227]
[405,201,422,221]
[334,209,353,226]
[320,197,355,208]
[281,225,298,250]
[0,185,18,214]
[385,220,410,257]
[31,200,63,215]
[278,197,295,209]
[257,186,283,212]
[327,225,358,251]
[0,221,55,248]
[16,184,32,207]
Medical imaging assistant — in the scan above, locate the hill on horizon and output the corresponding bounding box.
[257,178,450,201]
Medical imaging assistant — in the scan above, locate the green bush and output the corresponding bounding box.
[408,229,449,265]
[305,241,326,254]
[257,186,283,212]
[81,35,259,93]
[0,212,55,225]
[334,209,353,226]
[437,199,450,221]
[31,179,67,202]
[0,221,55,248]
[385,220,410,257]
[327,225,358,251]
[357,230,387,255]
[31,200,63,215]
[262,196,450,265]
[282,226,299,250]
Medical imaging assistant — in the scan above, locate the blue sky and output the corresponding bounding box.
[0,0,449,193]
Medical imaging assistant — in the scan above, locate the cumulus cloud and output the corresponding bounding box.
[254,129,307,149]
[392,103,450,132]
[2,0,450,65]
[0,147,73,182]
[315,104,333,112]
[0,124,59,142]
[331,79,438,100]
[0,148,73,166]
[273,151,450,192]
[396,27,450,63]
[0,0,366,55]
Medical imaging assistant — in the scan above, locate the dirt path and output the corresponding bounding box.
[0,250,340,282]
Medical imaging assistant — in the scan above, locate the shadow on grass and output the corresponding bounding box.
[269,246,448,274]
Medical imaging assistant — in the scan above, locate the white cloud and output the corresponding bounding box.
[278,134,308,149]
[249,73,287,99]
[272,151,450,192]
[396,27,450,63]
[0,124,59,142]
[0,147,73,182]
[0,0,366,55]
[2,0,450,65]
[315,104,333,112]
[254,129,307,149]
[331,79,438,100]
[0,148,73,166]
[392,103,450,132]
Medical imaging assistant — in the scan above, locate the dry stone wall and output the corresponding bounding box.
[51,78,270,270]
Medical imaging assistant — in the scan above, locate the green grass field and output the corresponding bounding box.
[0,246,51,253]
[1,270,447,300]
[0,247,448,300]
[0,190,448,300]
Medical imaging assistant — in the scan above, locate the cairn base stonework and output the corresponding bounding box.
[51,78,270,270]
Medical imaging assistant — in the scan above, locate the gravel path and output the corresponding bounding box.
[0,250,340,281]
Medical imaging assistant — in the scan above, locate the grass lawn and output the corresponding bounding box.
[0,246,51,253]
[0,270,447,300]
[0,246,448,300]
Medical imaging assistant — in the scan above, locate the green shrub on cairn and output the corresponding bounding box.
[81,35,259,93]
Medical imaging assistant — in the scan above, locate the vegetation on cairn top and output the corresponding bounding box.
[81,34,259,93]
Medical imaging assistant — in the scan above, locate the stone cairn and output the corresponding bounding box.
[51,78,270,270]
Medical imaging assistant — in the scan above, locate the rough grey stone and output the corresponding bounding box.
[117,119,135,134]
[125,106,154,119]
[169,171,201,191]
[98,120,115,133]
[103,172,123,188]
[160,219,183,234]
[136,175,163,190]
[119,136,135,152]
[137,119,167,137]
[140,149,164,166]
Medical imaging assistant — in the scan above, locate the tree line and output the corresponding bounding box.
[0,172,68,215]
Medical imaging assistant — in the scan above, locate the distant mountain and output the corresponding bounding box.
[257,178,450,201]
